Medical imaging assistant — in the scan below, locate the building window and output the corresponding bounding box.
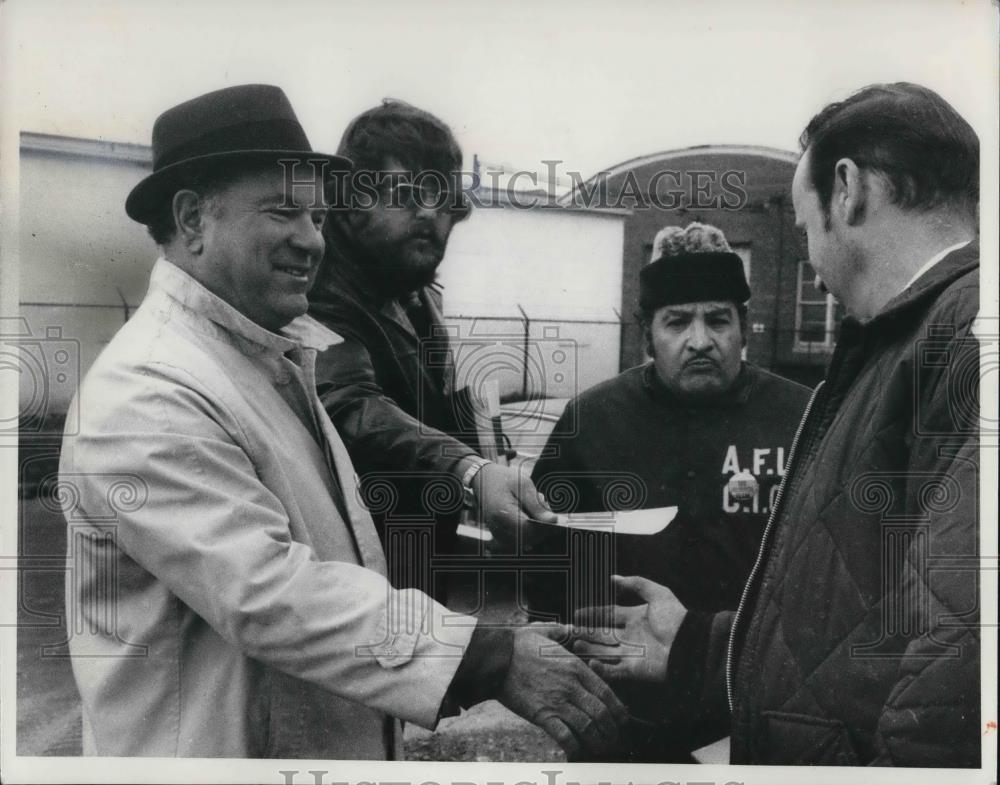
[730,243,751,284]
[794,261,843,351]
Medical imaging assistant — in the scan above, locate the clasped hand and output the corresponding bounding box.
[498,626,628,760]
[569,575,688,683]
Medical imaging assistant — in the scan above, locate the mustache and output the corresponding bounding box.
[408,232,443,255]
[684,353,718,367]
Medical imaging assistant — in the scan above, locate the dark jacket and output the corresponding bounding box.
[529,361,810,760]
[309,243,479,567]
[529,362,811,616]
[668,243,981,766]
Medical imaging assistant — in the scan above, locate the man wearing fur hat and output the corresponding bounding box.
[58,84,626,760]
[570,83,982,768]
[528,221,810,760]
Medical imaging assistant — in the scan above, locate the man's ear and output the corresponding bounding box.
[832,157,866,226]
[173,190,208,254]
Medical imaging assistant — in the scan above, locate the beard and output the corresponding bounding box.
[351,222,448,297]
[372,241,442,293]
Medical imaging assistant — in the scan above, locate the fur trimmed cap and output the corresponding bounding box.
[640,222,750,310]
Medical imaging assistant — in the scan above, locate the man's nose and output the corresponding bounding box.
[289,213,325,258]
[687,319,712,351]
[411,199,439,222]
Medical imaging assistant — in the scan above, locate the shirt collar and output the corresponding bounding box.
[902,240,971,293]
[151,257,343,354]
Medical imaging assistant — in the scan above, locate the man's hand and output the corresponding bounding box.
[497,627,629,760]
[525,620,573,641]
[472,462,557,548]
[571,575,687,683]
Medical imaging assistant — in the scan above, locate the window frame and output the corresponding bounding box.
[793,260,839,352]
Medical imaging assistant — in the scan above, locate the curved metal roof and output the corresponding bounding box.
[558,144,798,206]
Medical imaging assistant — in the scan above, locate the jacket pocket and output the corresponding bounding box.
[760,710,861,765]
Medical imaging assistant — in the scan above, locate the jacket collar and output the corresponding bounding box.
[151,257,343,355]
[866,241,979,329]
[313,235,386,307]
[309,231,444,342]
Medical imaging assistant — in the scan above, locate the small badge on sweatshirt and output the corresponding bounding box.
[727,470,759,503]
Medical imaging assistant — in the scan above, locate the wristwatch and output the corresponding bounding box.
[460,457,491,509]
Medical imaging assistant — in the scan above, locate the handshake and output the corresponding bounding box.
[495,575,688,760]
[464,463,689,758]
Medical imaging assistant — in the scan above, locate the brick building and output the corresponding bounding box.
[565,145,843,387]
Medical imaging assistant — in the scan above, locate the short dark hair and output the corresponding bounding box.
[330,99,469,221]
[144,162,248,246]
[799,82,979,220]
[337,99,463,175]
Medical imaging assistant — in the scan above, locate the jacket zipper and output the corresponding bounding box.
[725,379,824,712]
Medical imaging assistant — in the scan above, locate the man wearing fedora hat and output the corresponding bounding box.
[58,84,626,760]
[527,221,810,760]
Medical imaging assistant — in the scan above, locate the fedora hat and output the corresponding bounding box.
[126,84,350,224]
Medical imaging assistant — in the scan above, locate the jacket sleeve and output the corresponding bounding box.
[60,362,477,730]
[870,316,981,767]
[314,332,478,479]
[659,610,734,747]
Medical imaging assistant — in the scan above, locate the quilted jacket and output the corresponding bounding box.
[666,243,982,766]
